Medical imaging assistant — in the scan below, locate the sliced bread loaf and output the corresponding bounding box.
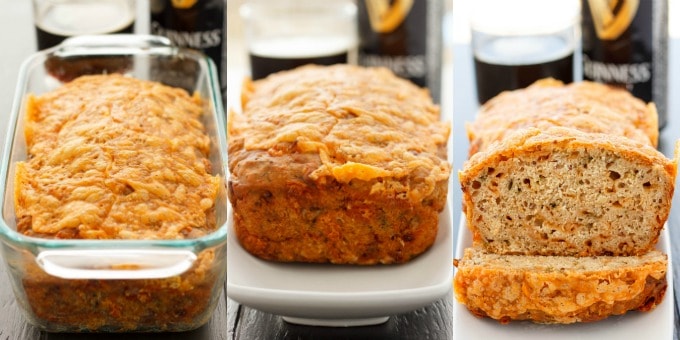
[454,247,668,324]
[459,126,677,256]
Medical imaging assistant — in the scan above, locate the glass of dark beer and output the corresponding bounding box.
[239,0,357,80]
[32,0,136,51]
[470,0,578,104]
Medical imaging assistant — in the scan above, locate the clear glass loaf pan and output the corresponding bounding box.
[0,35,228,332]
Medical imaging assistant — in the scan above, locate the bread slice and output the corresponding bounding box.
[453,247,668,324]
[459,126,677,256]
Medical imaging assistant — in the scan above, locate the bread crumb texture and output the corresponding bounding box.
[15,74,220,240]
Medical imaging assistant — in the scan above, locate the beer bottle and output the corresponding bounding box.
[150,0,226,90]
[357,0,443,103]
[581,0,668,128]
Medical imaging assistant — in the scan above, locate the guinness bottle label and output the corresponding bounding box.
[150,0,225,89]
[358,0,442,102]
[581,0,668,128]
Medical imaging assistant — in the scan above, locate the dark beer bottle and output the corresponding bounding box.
[150,0,226,90]
[581,0,668,128]
[357,0,443,103]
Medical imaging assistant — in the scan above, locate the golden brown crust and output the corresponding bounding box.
[15,74,220,240]
[231,64,450,200]
[228,65,451,264]
[454,248,668,324]
[466,79,658,157]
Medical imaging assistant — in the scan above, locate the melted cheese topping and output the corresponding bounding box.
[15,74,220,239]
[467,78,658,157]
[229,65,451,201]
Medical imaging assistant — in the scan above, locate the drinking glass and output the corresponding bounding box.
[470,0,579,104]
[239,0,358,80]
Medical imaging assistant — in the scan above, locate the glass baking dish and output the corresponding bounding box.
[0,35,228,332]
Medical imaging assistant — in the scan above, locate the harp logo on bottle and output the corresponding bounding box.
[587,0,639,40]
[365,0,414,33]
[171,0,198,9]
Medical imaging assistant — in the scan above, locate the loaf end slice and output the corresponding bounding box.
[453,247,668,324]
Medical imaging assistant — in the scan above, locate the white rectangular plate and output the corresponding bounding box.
[227,204,453,326]
[453,216,674,340]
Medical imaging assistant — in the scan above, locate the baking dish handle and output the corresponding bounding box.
[35,249,197,280]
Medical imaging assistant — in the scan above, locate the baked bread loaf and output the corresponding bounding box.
[13,74,223,331]
[454,79,675,324]
[228,64,451,264]
[459,81,677,257]
[454,247,668,324]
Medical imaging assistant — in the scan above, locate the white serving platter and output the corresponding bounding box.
[453,215,674,340]
[226,204,453,327]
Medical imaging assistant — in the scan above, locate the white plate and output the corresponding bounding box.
[226,204,453,327]
[453,215,674,340]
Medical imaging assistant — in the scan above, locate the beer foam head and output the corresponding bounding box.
[36,0,135,36]
[240,0,357,47]
[471,0,579,36]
